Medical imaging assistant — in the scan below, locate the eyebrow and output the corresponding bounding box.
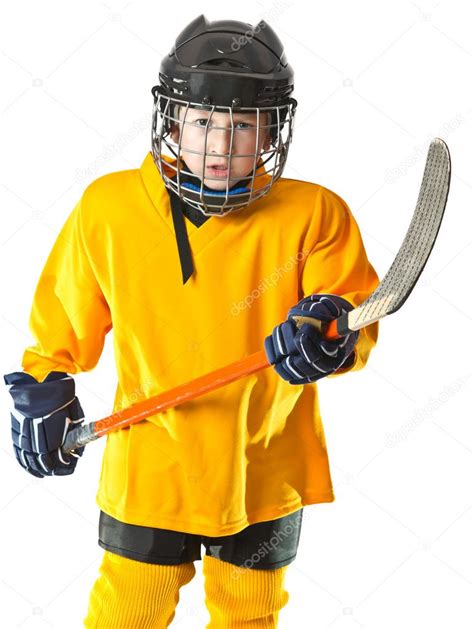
[187,111,257,121]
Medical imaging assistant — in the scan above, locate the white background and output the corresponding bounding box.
[0,0,472,627]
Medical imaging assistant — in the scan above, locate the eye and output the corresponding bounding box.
[194,118,209,127]
[235,122,252,130]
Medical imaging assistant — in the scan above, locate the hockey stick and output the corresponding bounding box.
[291,137,451,337]
[63,137,451,454]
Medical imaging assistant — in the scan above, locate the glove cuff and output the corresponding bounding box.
[288,293,356,323]
[4,370,75,417]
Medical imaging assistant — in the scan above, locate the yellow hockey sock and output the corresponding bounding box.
[83,550,196,628]
[203,554,290,628]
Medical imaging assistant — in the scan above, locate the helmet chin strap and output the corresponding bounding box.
[181,181,250,196]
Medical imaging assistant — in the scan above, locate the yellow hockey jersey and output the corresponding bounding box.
[21,151,379,536]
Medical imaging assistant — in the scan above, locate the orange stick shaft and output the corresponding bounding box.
[325,319,339,339]
[92,315,342,439]
[93,350,270,438]
[63,317,343,452]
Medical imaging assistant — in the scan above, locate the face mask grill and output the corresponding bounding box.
[151,90,297,217]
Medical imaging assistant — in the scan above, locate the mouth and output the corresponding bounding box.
[206,164,230,178]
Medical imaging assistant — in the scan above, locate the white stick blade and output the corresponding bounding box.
[348,138,451,332]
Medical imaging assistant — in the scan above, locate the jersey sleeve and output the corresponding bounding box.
[299,187,379,377]
[21,198,112,383]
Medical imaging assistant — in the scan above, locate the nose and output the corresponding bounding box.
[207,126,233,157]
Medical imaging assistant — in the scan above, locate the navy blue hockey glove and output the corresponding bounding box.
[3,371,85,478]
[264,294,359,385]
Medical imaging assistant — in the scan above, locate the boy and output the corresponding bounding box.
[4,15,378,628]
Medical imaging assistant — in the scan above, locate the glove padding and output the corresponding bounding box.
[264,294,359,385]
[3,371,85,478]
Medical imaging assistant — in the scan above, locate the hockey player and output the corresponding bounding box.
[4,15,379,628]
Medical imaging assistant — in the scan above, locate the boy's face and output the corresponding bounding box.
[170,106,272,191]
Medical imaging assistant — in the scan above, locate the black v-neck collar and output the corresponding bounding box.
[167,163,255,284]
[168,188,195,284]
[139,151,271,286]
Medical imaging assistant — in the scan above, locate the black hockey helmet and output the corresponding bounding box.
[151,14,298,216]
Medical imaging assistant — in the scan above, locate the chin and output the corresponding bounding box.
[202,178,230,191]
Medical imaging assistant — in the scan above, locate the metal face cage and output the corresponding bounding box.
[151,88,297,217]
